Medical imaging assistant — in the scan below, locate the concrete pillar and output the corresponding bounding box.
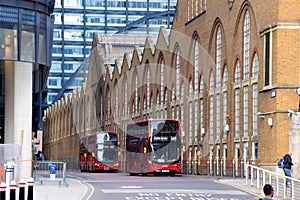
[5,61,32,180]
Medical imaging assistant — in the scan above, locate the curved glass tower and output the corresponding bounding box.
[0,0,54,179]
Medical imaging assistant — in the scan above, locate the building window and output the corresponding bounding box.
[252,83,258,136]
[187,0,190,21]
[176,49,181,100]
[223,66,228,85]
[252,53,259,78]
[189,80,193,144]
[146,62,150,109]
[223,91,227,140]
[115,83,119,121]
[200,76,204,93]
[216,27,222,88]
[243,11,250,80]
[123,77,128,116]
[243,86,248,138]
[235,88,240,139]
[180,82,185,134]
[264,32,270,86]
[64,0,82,7]
[199,76,204,134]
[210,71,214,90]
[189,101,193,144]
[135,70,138,113]
[235,61,241,83]
[100,90,103,125]
[160,57,164,104]
[194,38,199,94]
[209,95,214,141]
[254,142,258,159]
[209,72,214,141]
[216,94,220,140]
[48,78,61,87]
[200,98,204,134]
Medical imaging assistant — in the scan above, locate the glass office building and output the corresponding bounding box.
[0,0,54,141]
[0,0,54,180]
[47,0,177,105]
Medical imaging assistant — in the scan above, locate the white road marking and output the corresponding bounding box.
[101,189,248,195]
[119,186,145,188]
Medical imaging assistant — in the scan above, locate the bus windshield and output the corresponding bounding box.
[126,121,148,136]
[96,132,118,163]
[149,120,180,164]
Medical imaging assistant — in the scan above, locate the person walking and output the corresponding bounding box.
[283,152,293,187]
[259,184,274,200]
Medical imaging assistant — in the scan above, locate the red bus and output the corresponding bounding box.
[79,131,119,172]
[126,119,181,176]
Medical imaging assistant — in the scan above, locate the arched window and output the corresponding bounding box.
[180,82,185,135]
[209,71,214,141]
[252,53,259,78]
[235,61,241,83]
[171,86,175,118]
[107,87,111,121]
[199,75,204,135]
[123,77,128,115]
[135,70,138,113]
[194,38,199,142]
[194,38,199,94]
[223,65,228,85]
[146,62,150,109]
[243,10,250,80]
[216,27,222,88]
[115,83,119,121]
[189,80,193,144]
[159,57,164,104]
[176,48,181,100]
[222,65,228,140]
[210,71,214,89]
[252,53,259,137]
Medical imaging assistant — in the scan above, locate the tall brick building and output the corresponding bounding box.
[44,0,300,174]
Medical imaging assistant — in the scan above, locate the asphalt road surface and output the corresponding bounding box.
[71,172,259,200]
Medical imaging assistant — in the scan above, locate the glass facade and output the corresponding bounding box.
[48,0,177,105]
[0,1,54,142]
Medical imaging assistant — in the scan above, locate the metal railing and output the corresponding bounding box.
[246,164,300,200]
[33,161,67,186]
[183,158,247,177]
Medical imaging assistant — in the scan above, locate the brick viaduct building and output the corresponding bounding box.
[43,0,300,175]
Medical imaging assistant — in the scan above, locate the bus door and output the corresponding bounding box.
[140,137,149,173]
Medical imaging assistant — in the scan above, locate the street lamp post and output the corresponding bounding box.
[296,88,300,111]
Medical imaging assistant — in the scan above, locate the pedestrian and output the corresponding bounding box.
[259,184,274,200]
[283,152,293,187]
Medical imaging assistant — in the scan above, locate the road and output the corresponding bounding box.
[71,172,260,200]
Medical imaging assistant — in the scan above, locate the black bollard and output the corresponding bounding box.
[27,178,34,200]
[18,179,26,200]
[9,181,16,200]
[0,182,6,200]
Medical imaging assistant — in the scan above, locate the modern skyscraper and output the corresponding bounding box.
[47,0,177,105]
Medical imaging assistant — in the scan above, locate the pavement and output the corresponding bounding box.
[33,175,273,200]
[34,178,91,200]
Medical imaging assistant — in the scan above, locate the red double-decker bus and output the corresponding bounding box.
[79,131,119,172]
[126,119,181,176]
